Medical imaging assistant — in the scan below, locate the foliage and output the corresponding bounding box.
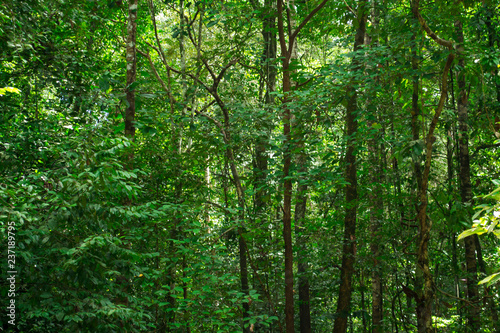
[458,176,500,287]
[1,0,500,332]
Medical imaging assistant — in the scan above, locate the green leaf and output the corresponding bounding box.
[0,87,21,95]
[141,126,157,135]
[457,227,487,241]
[113,122,125,133]
[478,272,500,286]
[56,312,65,321]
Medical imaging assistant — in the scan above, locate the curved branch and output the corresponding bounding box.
[411,0,453,49]
[137,49,169,92]
[290,0,330,49]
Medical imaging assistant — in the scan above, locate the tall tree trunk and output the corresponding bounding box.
[410,29,425,328]
[253,2,277,330]
[366,2,383,331]
[284,3,312,331]
[481,6,500,329]
[333,2,367,332]
[278,28,295,333]
[276,0,329,331]
[239,229,250,333]
[411,2,455,331]
[447,67,463,325]
[276,0,297,330]
[294,140,311,333]
[222,114,250,333]
[125,0,138,143]
[368,119,383,333]
[223,127,251,332]
[410,33,423,197]
[261,0,277,107]
[454,18,480,332]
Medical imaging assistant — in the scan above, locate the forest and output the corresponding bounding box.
[1,0,500,332]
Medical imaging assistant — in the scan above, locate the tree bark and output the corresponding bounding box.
[252,2,276,330]
[477,6,500,328]
[333,2,367,332]
[222,116,250,333]
[411,32,423,194]
[410,29,425,329]
[125,0,138,143]
[454,18,480,332]
[368,123,383,333]
[367,2,383,331]
[411,2,455,332]
[276,0,329,331]
[294,147,311,333]
[276,0,297,330]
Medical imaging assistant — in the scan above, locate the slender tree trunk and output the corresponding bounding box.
[239,228,250,333]
[366,2,383,330]
[414,60,454,333]
[284,4,312,331]
[218,125,250,333]
[368,121,383,333]
[333,2,367,332]
[454,18,480,332]
[410,32,423,196]
[125,0,138,167]
[277,0,295,330]
[261,0,277,107]
[281,48,295,333]
[251,4,277,330]
[410,30,425,330]
[476,235,499,329]
[412,3,455,331]
[125,0,138,142]
[275,1,329,330]
[294,146,311,333]
[447,68,463,325]
[411,2,456,331]
[223,131,251,332]
[481,7,500,329]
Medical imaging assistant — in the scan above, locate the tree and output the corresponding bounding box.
[454,15,480,332]
[3,0,500,332]
[333,1,367,332]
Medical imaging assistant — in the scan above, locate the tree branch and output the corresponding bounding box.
[201,58,218,84]
[411,0,453,49]
[195,109,228,142]
[471,143,500,159]
[137,49,169,92]
[276,0,289,59]
[289,0,330,49]
[214,58,240,89]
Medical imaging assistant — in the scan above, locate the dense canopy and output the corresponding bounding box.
[1,0,500,332]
